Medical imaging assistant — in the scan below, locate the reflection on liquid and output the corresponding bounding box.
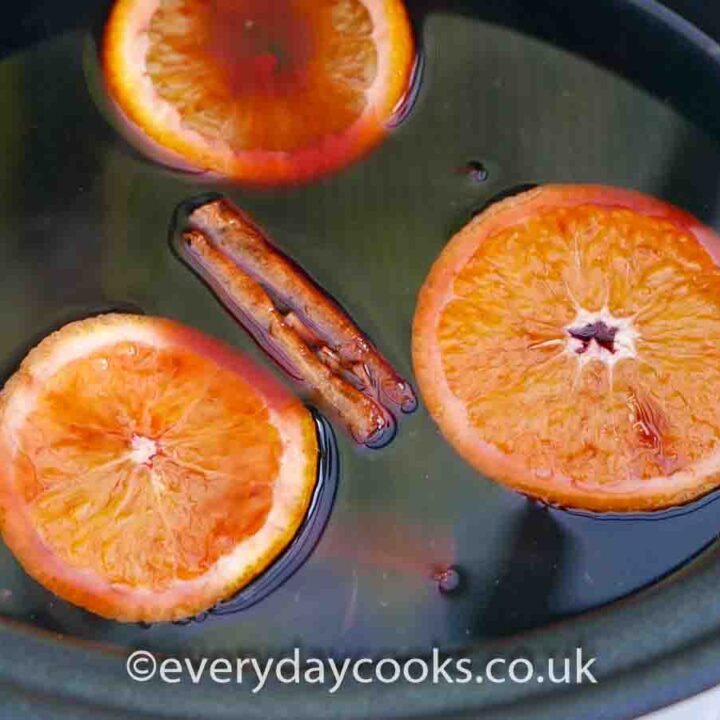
[318,510,456,580]
[480,502,570,637]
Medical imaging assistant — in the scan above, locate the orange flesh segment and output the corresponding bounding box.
[415,187,720,510]
[147,0,377,152]
[18,340,280,591]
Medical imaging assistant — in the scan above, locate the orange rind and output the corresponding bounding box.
[413,185,720,512]
[0,314,317,621]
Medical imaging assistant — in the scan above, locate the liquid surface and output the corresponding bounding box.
[1,0,720,655]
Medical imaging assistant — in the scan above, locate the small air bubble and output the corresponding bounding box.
[96,358,109,371]
[434,565,463,595]
[464,161,489,183]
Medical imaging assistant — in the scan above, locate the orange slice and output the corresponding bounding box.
[102,0,415,184]
[0,315,317,622]
[413,185,720,512]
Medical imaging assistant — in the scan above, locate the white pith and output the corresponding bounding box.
[130,434,158,465]
[564,305,640,369]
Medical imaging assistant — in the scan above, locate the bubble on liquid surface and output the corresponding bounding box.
[434,566,463,595]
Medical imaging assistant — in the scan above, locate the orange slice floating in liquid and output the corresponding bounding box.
[413,185,720,512]
[102,0,416,184]
[0,315,317,621]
